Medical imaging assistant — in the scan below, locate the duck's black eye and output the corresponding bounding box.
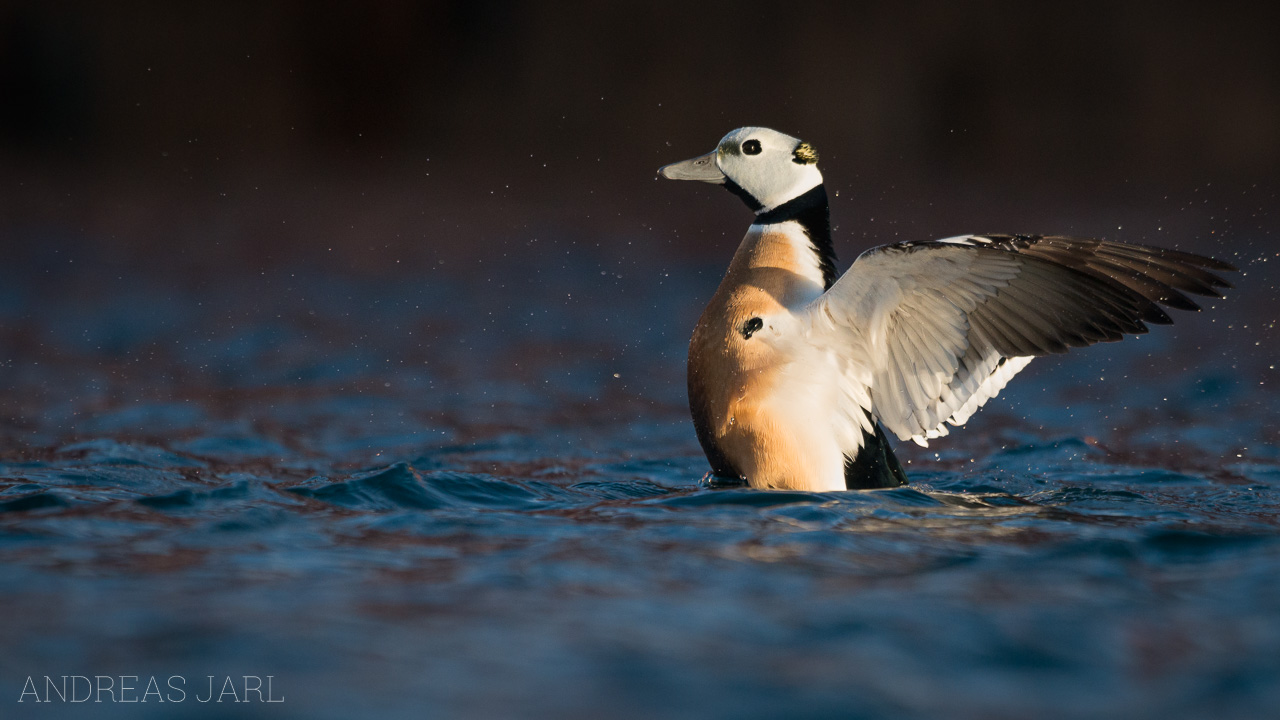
[740,317,764,339]
[741,139,762,155]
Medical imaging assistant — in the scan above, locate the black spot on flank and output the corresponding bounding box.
[740,317,763,339]
[742,139,762,155]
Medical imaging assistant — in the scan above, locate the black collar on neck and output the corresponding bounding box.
[752,184,838,289]
[754,184,826,225]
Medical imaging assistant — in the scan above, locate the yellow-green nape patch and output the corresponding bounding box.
[792,142,818,165]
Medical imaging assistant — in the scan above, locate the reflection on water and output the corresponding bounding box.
[1,239,1278,719]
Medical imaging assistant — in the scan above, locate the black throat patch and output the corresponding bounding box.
[753,184,837,289]
[723,177,763,212]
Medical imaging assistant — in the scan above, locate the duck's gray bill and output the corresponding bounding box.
[658,150,725,183]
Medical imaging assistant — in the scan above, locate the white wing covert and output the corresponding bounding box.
[808,235,1234,447]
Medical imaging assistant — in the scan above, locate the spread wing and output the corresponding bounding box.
[808,234,1235,446]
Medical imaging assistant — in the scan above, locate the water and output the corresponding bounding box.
[2,230,1278,719]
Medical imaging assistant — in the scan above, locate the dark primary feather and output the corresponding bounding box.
[922,235,1236,358]
[970,234,1233,296]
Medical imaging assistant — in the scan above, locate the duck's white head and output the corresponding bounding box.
[659,127,823,214]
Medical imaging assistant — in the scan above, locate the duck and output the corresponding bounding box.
[658,127,1236,492]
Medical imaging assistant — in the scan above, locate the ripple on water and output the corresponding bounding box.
[0,492,68,514]
[288,462,545,511]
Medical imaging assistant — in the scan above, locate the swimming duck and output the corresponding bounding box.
[659,127,1235,491]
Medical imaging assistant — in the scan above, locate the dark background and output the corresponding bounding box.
[0,0,1276,449]
[3,0,1278,270]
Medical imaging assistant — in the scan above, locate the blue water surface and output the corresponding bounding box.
[1,230,1278,719]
